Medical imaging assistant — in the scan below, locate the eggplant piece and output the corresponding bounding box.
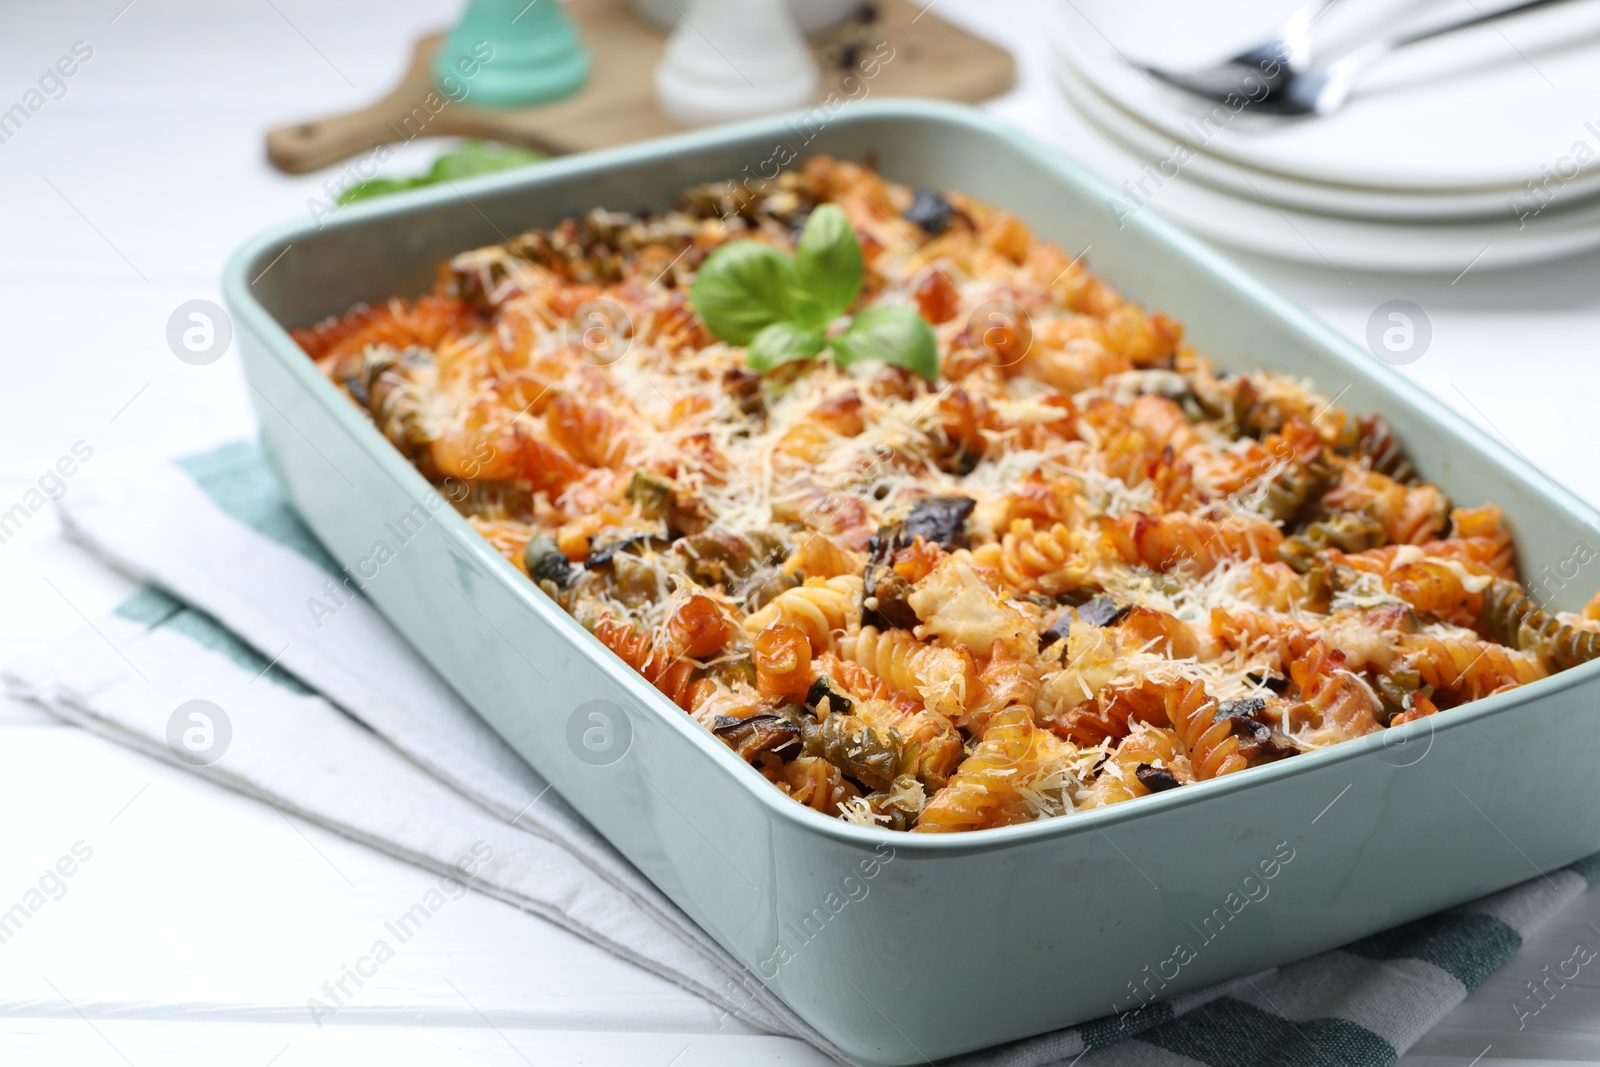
[903,496,976,550]
[1213,697,1268,721]
[585,534,657,569]
[722,366,766,422]
[1135,764,1183,793]
[861,497,976,630]
[818,714,900,792]
[341,374,369,408]
[1212,697,1298,762]
[624,471,673,519]
[674,530,759,587]
[806,676,855,717]
[779,702,900,792]
[1077,596,1130,628]
[857,774,926,832]
[673,529,787,585]
[1235,727,1299,763]
[904,189,954,235]
[712,713,802,763]
[862,523,920,630]
[1244,671,1288,693]
[523,535,576,587]
[673,528,795,609]
[1039,614,1074,650]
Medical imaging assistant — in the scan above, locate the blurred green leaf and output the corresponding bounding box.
[427,141,545,182]
[829,306,940,382]
[337,177,423,204]
[747,321,826,372]
[336,141,546,205]
[792,204,862,328]
[690,242,797,346]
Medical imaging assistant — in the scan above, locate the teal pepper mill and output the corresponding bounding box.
[435,0,590,107]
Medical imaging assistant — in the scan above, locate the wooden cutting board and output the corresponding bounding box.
[265,0,1015,174]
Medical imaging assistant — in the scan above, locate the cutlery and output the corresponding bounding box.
[1145,0,1584,116]
[1139,0,1339,102]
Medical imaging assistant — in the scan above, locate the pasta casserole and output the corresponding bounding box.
[294,156,1600,833]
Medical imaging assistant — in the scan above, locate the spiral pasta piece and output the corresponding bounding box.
[1385,559,1494,629]
[813,651,894,704]
[991,519,1087,596]
[855,698,965,792]
[752,622,813,699]
[1286,644,1382,746]
[839,626,974,721]
[1078,724,1187,808]
[1157,679,1246,780]
[1061,682,1165,748]
[593,616,704,711]
[545,391,635,470]
[766,756,859,816]
[1400,631,1545,702]
[1107,512,1283,575]
[983,471,1082,533]
[1481,580,1600,672]
[741,576,863,654]
[1337,530,1515,582]
[783,532,863,580]
[1278,511,1387,572]
[1353,414,1414,483]
[914,707,1038,832]
[667,594,734,659]
[963,641,1040,732]
[296,295,480,371]
[1210,607,1320,671]
[1322,466,1449,546]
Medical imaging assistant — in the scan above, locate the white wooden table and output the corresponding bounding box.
[2,1,1598,1063]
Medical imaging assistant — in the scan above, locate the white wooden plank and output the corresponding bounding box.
[0,1019,833,1066]
[1404,886,1600,1063]
[0,727,762,1039]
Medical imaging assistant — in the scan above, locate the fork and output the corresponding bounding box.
[1138,0,1340,103]
[1144,0,1584,117]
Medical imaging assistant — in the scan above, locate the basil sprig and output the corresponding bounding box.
[689,204,939,381]
[337,141,545,205]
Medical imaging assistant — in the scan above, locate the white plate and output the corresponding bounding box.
[1050,35,1600,221]
[1049,0,1600,193]
[1040,63,1600,271]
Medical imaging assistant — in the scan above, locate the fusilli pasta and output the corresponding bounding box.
[299,155,1600,832]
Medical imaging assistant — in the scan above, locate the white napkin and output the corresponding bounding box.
[9,443,1591,1067]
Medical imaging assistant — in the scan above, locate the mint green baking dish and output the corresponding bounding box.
[224,100,1600,1064]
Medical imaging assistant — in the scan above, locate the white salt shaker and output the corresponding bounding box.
[654,0,819,126]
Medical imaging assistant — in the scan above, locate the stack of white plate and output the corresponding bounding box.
[1043,0,1600,272]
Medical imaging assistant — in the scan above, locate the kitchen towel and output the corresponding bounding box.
[8,440,1596,1067]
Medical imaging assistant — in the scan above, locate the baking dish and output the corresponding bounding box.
[223,100,1600,1064]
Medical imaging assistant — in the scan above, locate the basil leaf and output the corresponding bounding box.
[426,141,545,182]
[690,242,797,345]
[336,141,546,205]
[828,307,940,382]
[747,321,826,372]
[793,203,862,327]
[337,177,424,205]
